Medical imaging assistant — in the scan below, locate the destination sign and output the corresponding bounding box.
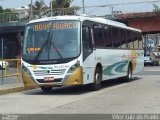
[34,22,77,31]
[27,48,41,52]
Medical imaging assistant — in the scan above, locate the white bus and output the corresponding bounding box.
[22,15,144,91]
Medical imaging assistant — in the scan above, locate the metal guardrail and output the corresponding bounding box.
[0,8,77,27]
[0,8,78,22]
[0,1,159,23]
[0,59,21,84]
[0,12,29,22]
[79,0,160,19]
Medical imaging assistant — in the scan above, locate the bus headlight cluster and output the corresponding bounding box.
[67,61,80,73]
[22,64,32,76]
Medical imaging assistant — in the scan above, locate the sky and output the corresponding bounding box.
[0,0,152,9]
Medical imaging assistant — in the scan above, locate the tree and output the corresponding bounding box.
[153,4,160,12]
[49,0,79,16]
[27,0,79,18]
[0,6,3,13]
[34,0,48,11]
[3,8,12,12]
[51,0,74,8]
[28,0,48,19]
[2,8,18,21]
[0,7,19,21]
[34,0,48,16]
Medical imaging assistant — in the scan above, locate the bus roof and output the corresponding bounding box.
[29,15,141,32]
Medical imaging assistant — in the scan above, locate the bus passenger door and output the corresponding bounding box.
[82,25,95,84]
[82,26,93,61]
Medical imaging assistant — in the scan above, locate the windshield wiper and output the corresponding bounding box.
[34,29,63,61]
[34,30,51,61]
[49,33,63,59]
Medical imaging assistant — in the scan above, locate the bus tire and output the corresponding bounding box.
[90,67,102,91]
[125,64,132,82]
[41,86,52,92]
[156,61,159,66]
[0,65,5,70]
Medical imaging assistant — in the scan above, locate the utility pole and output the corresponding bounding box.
[30,0,33,20]
[1,38,4,84]
[110,5,114,19]
[82,0,85,14]
[51,0,53,16]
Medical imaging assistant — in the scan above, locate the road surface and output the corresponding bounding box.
[0,66,159,115]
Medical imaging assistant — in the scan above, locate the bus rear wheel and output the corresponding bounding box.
[90,67,102,91]
[41,86,52,92]
[0,65,5,70]
[125,65,132,82]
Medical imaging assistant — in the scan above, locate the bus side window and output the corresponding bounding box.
[138,33,143,49]
[119,29,125,48]
[127,31,134,49]
[93,24,104,47]
[103,26,112,47]
[133,32,139,49]
[112,27,121,48]
[82,25,93,60]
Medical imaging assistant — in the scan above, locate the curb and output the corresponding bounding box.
[0,86,24,95]
[0,85,39,95]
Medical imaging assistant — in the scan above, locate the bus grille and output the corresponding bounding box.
[33,69,66,76]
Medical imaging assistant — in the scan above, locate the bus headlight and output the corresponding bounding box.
[67,61,80,73]
[22,64,32,76]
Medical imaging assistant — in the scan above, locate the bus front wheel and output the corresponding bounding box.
[90,67,102,91]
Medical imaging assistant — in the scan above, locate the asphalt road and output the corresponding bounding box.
[0,66,160,119]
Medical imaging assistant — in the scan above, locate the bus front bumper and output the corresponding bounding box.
[22,67,84,88]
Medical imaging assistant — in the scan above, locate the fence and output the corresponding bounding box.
[0,38,21,85]
[0,59,21,85]
[77,0,160,19]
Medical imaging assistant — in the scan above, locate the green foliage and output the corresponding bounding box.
[33,0,48,16]
[4,8,12,12]
[0,7,17,21]
[153,4,160,12]
[0,10,19,22]
[0,6,3,13]
[51,0,74,8]
[27,0,48,19]
[0,0,79,21]
[49,0,80,16]
[34,0,48,10]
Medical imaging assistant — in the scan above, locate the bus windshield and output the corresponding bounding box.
[22,20,80,64]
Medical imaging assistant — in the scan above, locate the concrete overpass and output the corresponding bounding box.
[0,19,29,59]
[115,12,160,34]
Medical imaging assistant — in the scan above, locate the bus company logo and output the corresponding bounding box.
[32,65,37,69]
[121,54,136,60]
[136,51,143,57]
[47,70,50,73]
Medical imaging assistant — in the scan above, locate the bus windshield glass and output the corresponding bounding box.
[22,20,80,64]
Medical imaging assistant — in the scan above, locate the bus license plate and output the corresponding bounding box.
[44,77,54,81]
